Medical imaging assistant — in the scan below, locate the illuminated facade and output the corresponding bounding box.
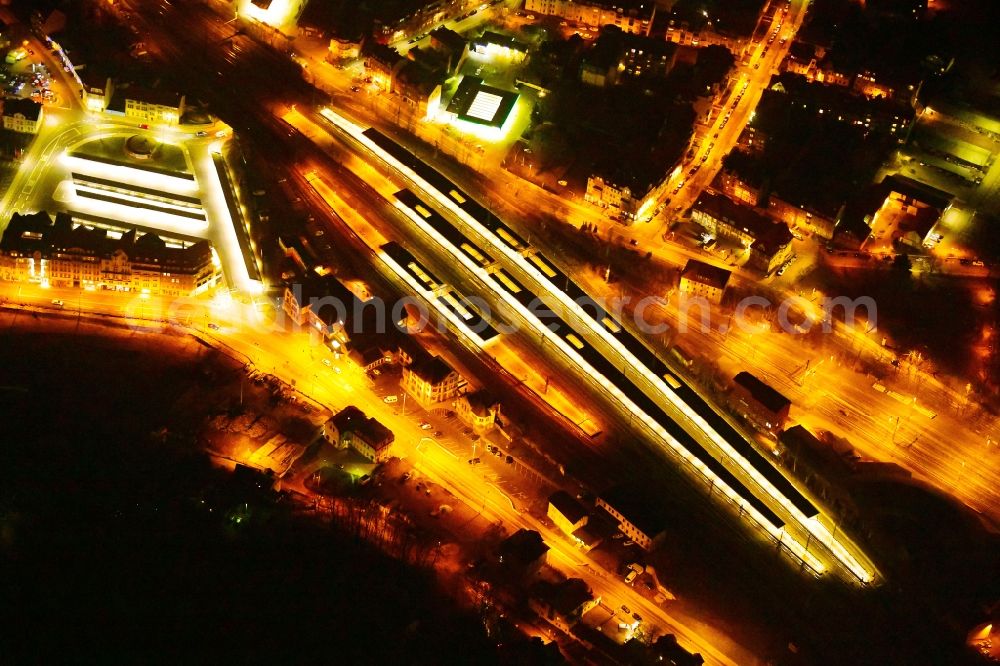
[679,259,730,305]
[730,371,792,435]
[372,0,480,42]
[585,167,673,223]
[401,354,466,408]
[80,72,114,113]
[361,40,406,92]
[456,388,499,434]
[471,32,528,64]
[595,485,667,551]
[2,98,43,134]
[324,406,395,463]
[238,0,308,34]
[0,211,217,296]
[524,0,655,36]
[691,191,793,274]
[547,490,589,536]
[123,87,184,125]
[664,20,747,51]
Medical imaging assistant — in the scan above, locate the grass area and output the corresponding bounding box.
[72,134,190,174]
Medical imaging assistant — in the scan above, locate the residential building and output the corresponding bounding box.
[586,164,670,223]
[497,528,549,579]
[395,58,445,119]
[324,405,395,463]
[596,485,667,550]
[456,388,499,434]
[0,211,217,296]
[730,371,791,434]
[80,71,114,113]
[781,41,852,88]
[361,40,406,91]
[691,191,793,274]
[679,259,730,305]
[328,36,361,64]
[548,490,589,536]
[579,26,676,87]
[397,333,430,368]
[524,0,655,36]
[2,97,43,134]
[663,0,761,52]
[429,26,468,74]
[529,578,600,633]
[401,354,466,408]
[371,0,480,42]
[122,86,184,124]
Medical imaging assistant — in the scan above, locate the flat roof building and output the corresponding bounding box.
[444,75,518,128]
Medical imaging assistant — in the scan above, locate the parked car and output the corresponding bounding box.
[383,395,398,404]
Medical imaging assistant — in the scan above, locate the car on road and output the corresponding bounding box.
[420,422,433,430]
[50,299,64,307]
[384,395,398,404]
[625,569,638,583]
[434,430,443,437]
[350,85,360,92]
[322,359,331,367]
[621,605,630,614]
[195,130,208,137]
[138,123,149,129]
[207,322,220,330]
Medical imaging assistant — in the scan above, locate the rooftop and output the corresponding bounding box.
[121,85,182,108]
[463,388,498,417]
[409,355,457,385]
[445,76,518,128]
[882,174,952,211]
[1,211,211,271]
[531,578,594,617]
[473,31,528,54]
[498,528,549,566]
[693,191,793,253]
[429,26,466,54]
[329,406,394,448]
[733,371,791,414]
[780,425,857,481]
[548,490,588,525]
[599,485,668,539]
[681,259,731,291]
[2,97,42,122]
